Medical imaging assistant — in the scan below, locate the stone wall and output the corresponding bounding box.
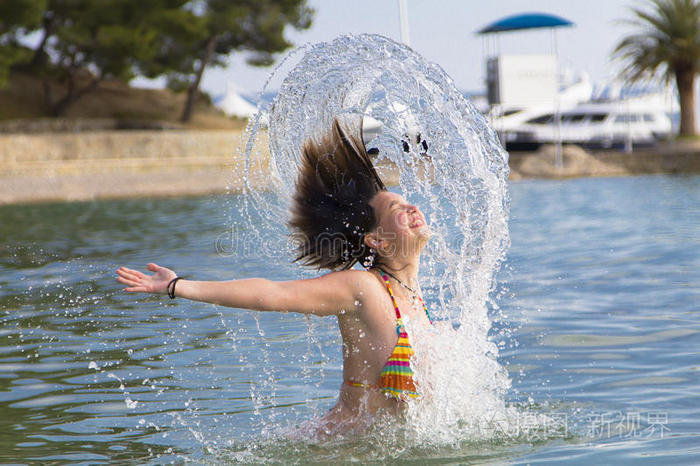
[0,130,247,175]
[0,130,698,205]
[0,129,269,204]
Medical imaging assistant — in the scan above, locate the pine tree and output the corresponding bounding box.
[0,0,45,85]
[160,0,314,122]
[43,0,193,116]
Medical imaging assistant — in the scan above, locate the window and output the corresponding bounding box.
[590,114,608,122]
[527,114,553,124]
[643,114,655,122]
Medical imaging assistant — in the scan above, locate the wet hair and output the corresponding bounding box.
[289,119,387,270]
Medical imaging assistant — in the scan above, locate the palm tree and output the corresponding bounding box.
[613,0,700,136]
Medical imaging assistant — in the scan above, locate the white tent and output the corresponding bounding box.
[216,80,258,118]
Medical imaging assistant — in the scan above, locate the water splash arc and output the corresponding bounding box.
[240,33,512,445]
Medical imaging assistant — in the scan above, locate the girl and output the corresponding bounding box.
[116,121,433,436]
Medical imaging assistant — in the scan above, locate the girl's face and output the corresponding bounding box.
[368,191,429,255]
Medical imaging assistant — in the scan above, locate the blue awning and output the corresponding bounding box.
[477,13,574,34]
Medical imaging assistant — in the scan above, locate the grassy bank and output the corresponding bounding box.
[0,71,244,131]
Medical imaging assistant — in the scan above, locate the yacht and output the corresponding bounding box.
[504,93,673,150]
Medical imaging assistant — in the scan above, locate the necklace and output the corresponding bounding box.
[377,268,433,325]
[381,269,418,298]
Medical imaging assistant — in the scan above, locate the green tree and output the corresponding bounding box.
[0,0,45,84]
[10,0,193,116]
[1,0,312,120]
[162,0,314,122]
[613,0,700,136]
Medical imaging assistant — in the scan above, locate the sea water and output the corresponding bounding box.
[1,32,698,463]
[0,175,698,463]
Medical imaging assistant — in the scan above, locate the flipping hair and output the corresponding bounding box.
[289,120,387,270]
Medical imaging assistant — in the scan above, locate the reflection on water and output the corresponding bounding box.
[0,175,698,463]
[543,328,698,347]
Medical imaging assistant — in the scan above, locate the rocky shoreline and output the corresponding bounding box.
[508,142,700,179]
[1,129,698,205]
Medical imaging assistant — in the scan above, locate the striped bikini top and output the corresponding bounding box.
[375,269,433,400]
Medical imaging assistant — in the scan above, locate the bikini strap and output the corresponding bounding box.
[416,295,434,325]
[378,269,404,332]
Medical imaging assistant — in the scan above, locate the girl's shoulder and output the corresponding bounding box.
[323,269,384,296]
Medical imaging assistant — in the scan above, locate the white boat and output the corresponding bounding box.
[487,70,593,134]
[505,93,673,150]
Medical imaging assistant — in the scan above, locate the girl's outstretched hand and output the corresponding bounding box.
[116,263,177,295]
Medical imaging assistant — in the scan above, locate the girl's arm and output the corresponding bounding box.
[116,263,371,316]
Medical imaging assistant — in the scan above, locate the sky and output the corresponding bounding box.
[133,0,647,98]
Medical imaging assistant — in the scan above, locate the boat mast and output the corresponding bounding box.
[398,0,410,46]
